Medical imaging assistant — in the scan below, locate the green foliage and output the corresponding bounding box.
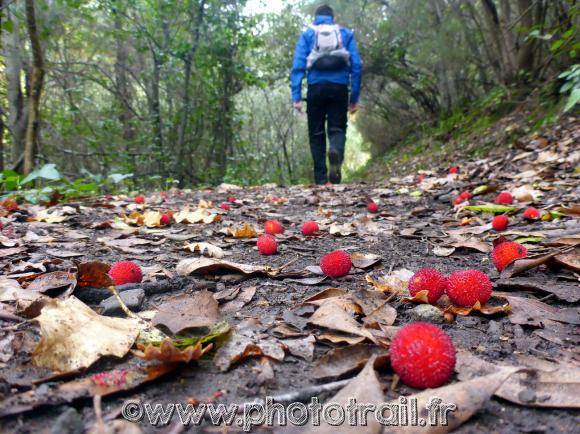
[559,64,580,112]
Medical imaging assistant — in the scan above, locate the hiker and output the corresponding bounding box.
[290,4,363,185]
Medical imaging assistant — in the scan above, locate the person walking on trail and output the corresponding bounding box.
[290,4,363,185]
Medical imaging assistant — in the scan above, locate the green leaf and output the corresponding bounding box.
[409,190,422,197]
[514,236,544,244]
[1,19,14,33]
[463,204,518,214]
[108,173,133,184]
[20,164,61,185]
[472,185,490,195]
[550,39,564,52]
[564,88,580,112]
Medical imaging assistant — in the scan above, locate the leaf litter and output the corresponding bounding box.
[1,122,580,432]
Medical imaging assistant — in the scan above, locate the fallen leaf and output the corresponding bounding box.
[456,352,580,408]
[221,223,258,238]
[553,249,580,272]
[350,252,382,269]
[29,209,68,223]
[32,297,140,372]
[281,335,316,361]
[463,204,518,214]
[444,299,511,317]
[76,261,113,288]
[0,364,176,417]
[184,242,225,259]
[383,367,520,433]
[312,344,388,380]
[214,319,285,371]
[173,207,221,224]
[308,298,376,343]
[152,290,222,334]
[133,339,212,363]
[27,271,77,296]
[498,294,579,326]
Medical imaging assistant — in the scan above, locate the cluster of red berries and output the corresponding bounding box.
[91,369,128,387]
[452,191,472,205]
[409,268,492,307]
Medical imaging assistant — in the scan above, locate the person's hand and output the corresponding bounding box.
[349,103,360,114]
[293,101,304,113]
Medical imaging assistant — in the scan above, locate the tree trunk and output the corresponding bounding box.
[481,0,515,83]
[4,7,27,166]
[176,0,206,179]
[23,0,45,175]
[114,11,135,145]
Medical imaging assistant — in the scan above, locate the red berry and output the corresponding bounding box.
[367,202,379,213]
[409,268,447,304]
[417,175,425,183]
[134,196,145,204]
[108,261,143,286]
[448,167,458,174]
[495,192,513,204]
[219,202,230,211]
[492,215,509,231]
[453,196,465,206]
[301,220,319,236]
[227,196,237,203]
[160,214,171,226]
[390,322,456,389]
[446,270,492,306]
[320,250,352,278]
[159,191,168,199]
[257,234,277,255]
[491,241,528,272]
[522,207,540,220]
[459,191,472,200]
[264,220,284,235]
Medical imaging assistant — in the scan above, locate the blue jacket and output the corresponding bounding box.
[290,15,362,104]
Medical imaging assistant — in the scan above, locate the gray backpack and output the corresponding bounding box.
[306,24,351,71]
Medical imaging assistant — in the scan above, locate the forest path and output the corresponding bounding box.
[0,121,579,433]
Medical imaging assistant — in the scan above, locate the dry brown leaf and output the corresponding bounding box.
[152,291,222,334]
[553,249,580,272]
[32,297,140,372]
[444,299,511,316]
[328,222,356,236]
[29,209,68,223]
[456,352,580,408]
[176,257,269,277]
[76,261,113,288]
[221,223,258,238]
[214,320,285,372]
[497,294,579,326]
[173,207,221,224]
[383,367,520,433]
[308,298,376,343]
[184,242,225,259]
[401,289,430,304]
[313,344,388,380]
[433,246,455,257]
[133,339,212,363]
[366,274,408,295]
[500,250,561,278]
[350,252,382,269]
[27,271,77,296]
[0,364,176,418]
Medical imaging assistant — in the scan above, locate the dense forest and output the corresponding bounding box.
[0,0,578,191]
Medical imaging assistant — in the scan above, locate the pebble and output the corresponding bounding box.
[410,304,445,323]
[100,288,145,316]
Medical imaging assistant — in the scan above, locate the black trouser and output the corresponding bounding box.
[306,83,348,184]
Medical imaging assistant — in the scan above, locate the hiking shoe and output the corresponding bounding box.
[328,148,342,184]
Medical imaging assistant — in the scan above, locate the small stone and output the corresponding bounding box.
[487,320,502,336]
[518,388,536,403]
[410,304,445,323]
[100,288,145,316]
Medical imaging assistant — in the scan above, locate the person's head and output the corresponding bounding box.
[315,4,334,18]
